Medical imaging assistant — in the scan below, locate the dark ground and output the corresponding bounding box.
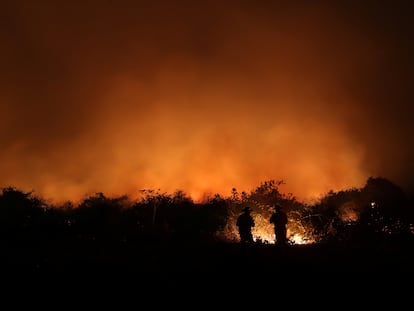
[1,237,413,305]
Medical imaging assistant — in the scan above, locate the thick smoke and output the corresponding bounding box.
[1,1,413,203]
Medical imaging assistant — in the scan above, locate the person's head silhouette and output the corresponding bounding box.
[273,204,283,211]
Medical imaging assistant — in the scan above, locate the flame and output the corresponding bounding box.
[252,231,316,245]
[251,214,317,245]
[227,211,318,245]
[289,233,316,245]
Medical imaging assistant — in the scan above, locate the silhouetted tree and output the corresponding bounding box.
[0,187,46,242]
[358,177,412,239]
[39,202,74,242]
[198,194,229,241]
[312,188,362,242]
[168,190,198,239]
[72,192,130,242]
[137,189,174,237]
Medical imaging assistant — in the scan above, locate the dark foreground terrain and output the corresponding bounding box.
[2,237,413,280]
[1,236,413,304]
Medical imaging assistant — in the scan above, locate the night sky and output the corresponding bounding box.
[1,0,413,204]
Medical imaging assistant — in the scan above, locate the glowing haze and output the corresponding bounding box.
[1,1,413,204]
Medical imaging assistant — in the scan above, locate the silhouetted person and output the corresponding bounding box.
[270,204,288,246]
[236,206,255,245]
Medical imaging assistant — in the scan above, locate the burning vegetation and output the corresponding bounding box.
[0,177,413,246]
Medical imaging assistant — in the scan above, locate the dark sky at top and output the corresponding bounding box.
[1,0,413,203]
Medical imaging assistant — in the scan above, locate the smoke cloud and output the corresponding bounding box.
[1,1,413,204]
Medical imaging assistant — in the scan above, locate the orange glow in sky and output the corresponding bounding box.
[1,1,413,204]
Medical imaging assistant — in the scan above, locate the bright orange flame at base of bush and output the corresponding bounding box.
[225,213,318,245]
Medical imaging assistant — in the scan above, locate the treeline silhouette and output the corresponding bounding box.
[1,177,413,246]
[1,176,413,294]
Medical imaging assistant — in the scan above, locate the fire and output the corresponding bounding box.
[252,231,316,245]
[251,213,275,244]
[250,213,317,245]
[253,232,275,244]
[289,233,316,245]
[227,210,318,245]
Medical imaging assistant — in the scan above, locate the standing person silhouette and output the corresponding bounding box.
[236,206,255,245]
[270,204,288,246]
